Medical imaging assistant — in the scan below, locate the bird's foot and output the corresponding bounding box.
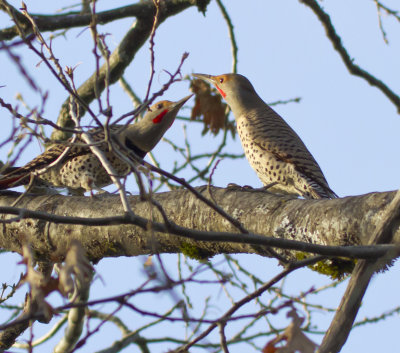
[88,189,109,198]
[226,183,254,191]
[227,181,290,195]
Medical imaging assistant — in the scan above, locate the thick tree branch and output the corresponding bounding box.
[0,0,202,41]
[0,187,399,263]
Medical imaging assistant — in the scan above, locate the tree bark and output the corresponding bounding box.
[0,187,399,263]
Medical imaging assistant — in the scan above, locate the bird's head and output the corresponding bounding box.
[146,94,193,128]
[126,94,193,153]
[192,73,257,113]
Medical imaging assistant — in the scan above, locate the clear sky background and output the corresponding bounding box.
[1,0,400,352]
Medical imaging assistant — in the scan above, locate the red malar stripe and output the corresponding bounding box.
[216,85,226,98]
[152,109,168,124]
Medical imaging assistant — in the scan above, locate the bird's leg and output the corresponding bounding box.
[67,187,85,196]
[90,187,109,197]
[261,181,279,191]
[86,181,109,198]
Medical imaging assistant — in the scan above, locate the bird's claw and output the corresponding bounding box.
[226,183,254,190]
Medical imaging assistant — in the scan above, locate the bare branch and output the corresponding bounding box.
[0,1,194,41]
[144,0,161,102]
[318,189,400,353]
[215,0,238,73]
[12,315,68,349]
[300,0,400,113]
[177,256,324,352]
[51,0,197,141]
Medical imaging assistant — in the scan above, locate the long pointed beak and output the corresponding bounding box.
[171,94,193,111]
[192,73,215,85]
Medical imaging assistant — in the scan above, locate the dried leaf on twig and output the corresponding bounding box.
[190,78,227,136]
[263,308,318,353]
[20,244,57,322]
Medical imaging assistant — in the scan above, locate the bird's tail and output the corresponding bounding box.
[0,174,28,190]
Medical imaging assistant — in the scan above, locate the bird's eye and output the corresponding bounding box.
[219,77,224,84]
[157,103,163,109]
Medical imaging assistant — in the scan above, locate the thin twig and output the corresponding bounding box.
[119,77,142,108]
[300,0,400,113]
[219,322,229,353]
[113,52,189,125]
[374,0,389,44]
[177,256,325,352]
[215,0,238,73]
[144,0,161,102]
[12,315,68,349]
[68,98,133,213]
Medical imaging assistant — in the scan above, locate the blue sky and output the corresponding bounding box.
[1,1,400,352]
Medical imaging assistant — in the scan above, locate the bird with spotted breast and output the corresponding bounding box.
[192,73,336,199]
[0,95,192,194]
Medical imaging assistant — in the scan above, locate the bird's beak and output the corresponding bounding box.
[171,94,193,111]
[192,73,216,85]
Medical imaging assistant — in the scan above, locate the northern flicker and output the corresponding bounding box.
[192,73,336,199]
[0,95,192,194]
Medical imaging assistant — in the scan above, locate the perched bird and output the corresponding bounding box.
[192,73,336,199]
[0,95,192,194]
